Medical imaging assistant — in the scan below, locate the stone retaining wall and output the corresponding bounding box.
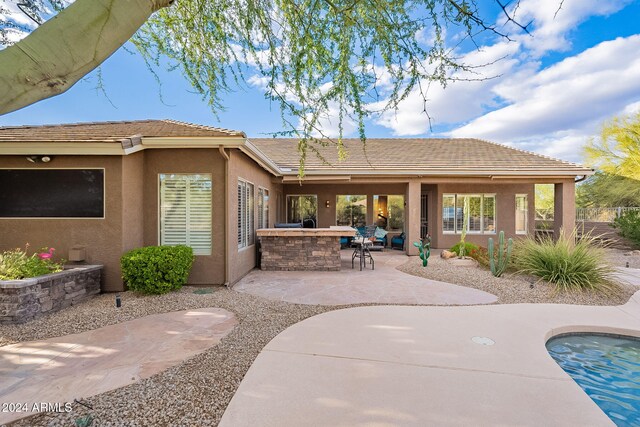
[260,236,341,271]
[0,265,102,324]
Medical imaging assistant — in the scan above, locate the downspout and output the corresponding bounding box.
[575,175,588,183]
[219,146,231,287]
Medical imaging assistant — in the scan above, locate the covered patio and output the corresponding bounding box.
[252,137,589,260]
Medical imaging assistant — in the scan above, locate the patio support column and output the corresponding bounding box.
[406,180,421,256]
[554,180,575,240]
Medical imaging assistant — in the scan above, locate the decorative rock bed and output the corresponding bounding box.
[0,265,102,324]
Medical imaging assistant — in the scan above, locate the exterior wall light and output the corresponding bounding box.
[26,155,53,163]
[325,200,330,208]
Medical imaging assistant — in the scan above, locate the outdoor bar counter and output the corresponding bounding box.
[257,226,356,271]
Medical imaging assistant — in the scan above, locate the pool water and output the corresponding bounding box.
[547,334,640,426]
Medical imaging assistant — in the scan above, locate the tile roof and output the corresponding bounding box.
[0,119,245,142]
[249,138,592,175]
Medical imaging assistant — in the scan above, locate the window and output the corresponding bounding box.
[515,194,528,234]
[159,174,212,255]
[0,169,104,218]
[336,195,367,227]
[238,179,255,248]
[257,187,269,229]
[373,195,404,230]
[442,195,455,232]
[286,195,317,226]
[443,194,496,234]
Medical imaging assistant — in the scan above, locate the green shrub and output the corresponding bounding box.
[613,210,640,248]
[0,245,63,280]
[450,242,479,257]
[513,230,617,293]
[121,245,194,294]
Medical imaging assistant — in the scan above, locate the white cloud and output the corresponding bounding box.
[450,35,640,160]
[504,0,631,56]
[373,40,522,135]
[368,1,640,164]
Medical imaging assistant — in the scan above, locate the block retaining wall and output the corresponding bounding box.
[0,265,102,324]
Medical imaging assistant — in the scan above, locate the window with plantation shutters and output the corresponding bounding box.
[257,187,269,229]
[238,179,255,248]
[159,174,212,255]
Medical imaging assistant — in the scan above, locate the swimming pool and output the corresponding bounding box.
[547,334,640,427]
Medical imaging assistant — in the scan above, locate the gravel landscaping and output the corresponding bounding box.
[604,247,640,269]
[2,287,335,426]
[2,248,639,426]
[397,250,638,306]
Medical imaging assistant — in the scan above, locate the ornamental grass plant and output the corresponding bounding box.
[513,229,618,294]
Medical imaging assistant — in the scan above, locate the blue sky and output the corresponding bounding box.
[2,0,640,163]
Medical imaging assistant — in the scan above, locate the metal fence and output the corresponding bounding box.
[535,207,640,223]
[575,207,640,223]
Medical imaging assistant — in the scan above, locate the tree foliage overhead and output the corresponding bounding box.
[1,0,534,172]
[133,0,523,172]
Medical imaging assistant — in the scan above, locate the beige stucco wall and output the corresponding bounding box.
[142,148,227,285]
[121,152,144,259]
[0,155,124,291]
[227,150,282,285]
[433,182,535,249]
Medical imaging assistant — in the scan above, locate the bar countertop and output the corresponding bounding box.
[256,226,356,237]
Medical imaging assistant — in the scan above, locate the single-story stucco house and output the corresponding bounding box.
[0,120,593,291]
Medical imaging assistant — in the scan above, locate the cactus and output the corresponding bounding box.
[458,197,470,258]
[488,230,513,277]
[413,235,431,267]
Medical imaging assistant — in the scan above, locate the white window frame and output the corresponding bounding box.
[515,194,528,235]
[257,187,270,229]
[159,174,212,256]
[238,179,255,249]
[443,193,497,235]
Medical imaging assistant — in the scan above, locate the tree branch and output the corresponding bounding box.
[0,0,174,115]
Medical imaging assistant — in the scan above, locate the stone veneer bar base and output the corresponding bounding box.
[0,265,102,324]
[260,236,341,271]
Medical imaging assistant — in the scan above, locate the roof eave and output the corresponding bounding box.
[277,168,595,177]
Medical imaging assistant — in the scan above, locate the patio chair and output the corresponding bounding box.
[351,225,376,270]
[391,232,406,250]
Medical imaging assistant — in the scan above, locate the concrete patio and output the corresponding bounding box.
[0,308,237,424]
[220,291,640,426]
[233,250,497,305]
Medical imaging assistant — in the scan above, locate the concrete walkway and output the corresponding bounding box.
[0,308,237,424]
[234,251,497,305]
[220,292,640,426]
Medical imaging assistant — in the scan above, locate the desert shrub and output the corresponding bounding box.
[121,245,194,294]
[613,210,640,248]
[449,242,479,258]
[0,245,63,280]
[513,231,616,293]
[469,246,490,267]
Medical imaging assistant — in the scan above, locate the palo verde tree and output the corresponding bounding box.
[580,111,640,207]
[1,0,536,172]
[584,111,640,181]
